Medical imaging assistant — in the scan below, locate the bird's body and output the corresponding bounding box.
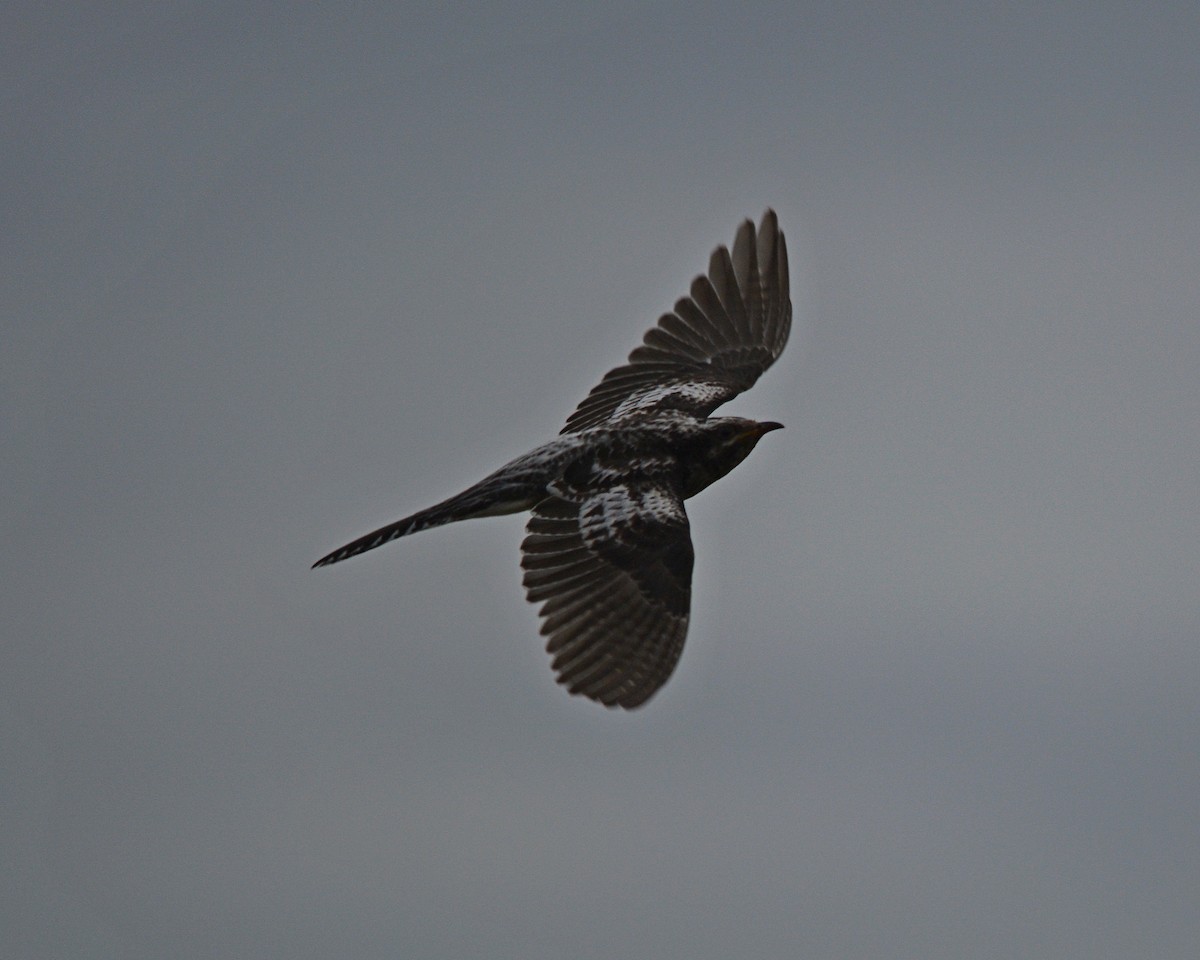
[315,211,792,708]
[313,414,781,565]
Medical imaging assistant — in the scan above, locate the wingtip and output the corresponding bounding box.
[759,208,780,239]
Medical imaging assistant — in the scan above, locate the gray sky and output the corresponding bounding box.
[5,2,1199,957]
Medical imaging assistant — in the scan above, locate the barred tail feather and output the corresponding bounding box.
[312,480,540,569]
[311,504,454,568]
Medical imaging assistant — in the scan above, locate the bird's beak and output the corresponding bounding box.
[739,422,787,444]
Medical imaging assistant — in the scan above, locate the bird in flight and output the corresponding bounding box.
[314,210,791,709]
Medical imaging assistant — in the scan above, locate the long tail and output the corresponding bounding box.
[312,473,543,569]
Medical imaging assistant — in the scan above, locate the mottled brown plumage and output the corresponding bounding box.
[314,211,791,708]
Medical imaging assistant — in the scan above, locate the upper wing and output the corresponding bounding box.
[520,481,693,709]
[562,209,791,433]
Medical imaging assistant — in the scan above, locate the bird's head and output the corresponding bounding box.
[681,417,783,496]
[715,417,784,462]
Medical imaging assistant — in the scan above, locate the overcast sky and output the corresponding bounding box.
[5,2,1199,958]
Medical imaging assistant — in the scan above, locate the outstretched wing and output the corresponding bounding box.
[520,481,693,709]
[562,209,791,433]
